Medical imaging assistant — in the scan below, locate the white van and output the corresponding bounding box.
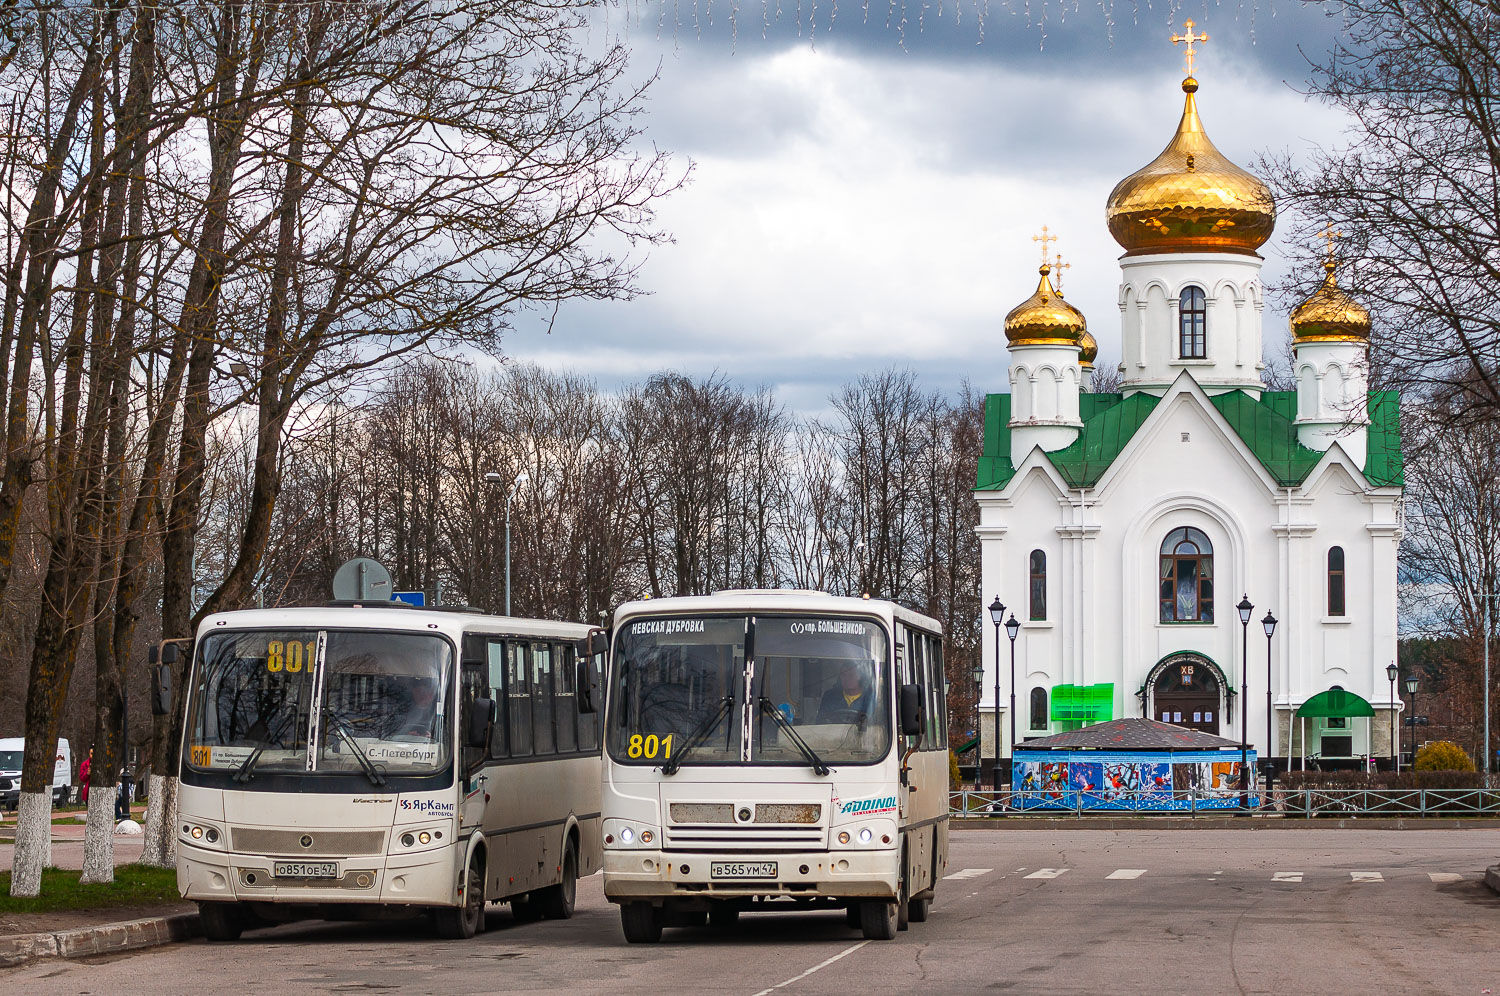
[0,737,73,809]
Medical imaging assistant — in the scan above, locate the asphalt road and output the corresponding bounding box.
[10,827,1500,995]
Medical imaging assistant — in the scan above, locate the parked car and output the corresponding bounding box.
[0,737,72,809]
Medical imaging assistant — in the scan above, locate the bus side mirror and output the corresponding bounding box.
[151,666,172,716]
[162,643,179,665]
[576,629,608,658]
[467,698,496,749]
[899,684,924,737]
[577,660,600,714]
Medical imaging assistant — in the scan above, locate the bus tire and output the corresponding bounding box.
[198,902,244,942]
[620,902,663,944]
[896,849,910,932]
[538,840,578,920]
[844,904,861,929]
[907,896,931,923]
[859,900,897,941]
[709,902,739,927]
[434,853,485,940]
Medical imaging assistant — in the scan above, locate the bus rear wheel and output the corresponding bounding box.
[537,840,578,920]
[907,895,931,923]
[435,854,485,939]
[620,902,663,943]
[198,902,244,942]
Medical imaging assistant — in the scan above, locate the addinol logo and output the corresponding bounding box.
[838,795,897,816]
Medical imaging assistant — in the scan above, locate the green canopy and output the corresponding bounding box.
[1296,687,1375,719]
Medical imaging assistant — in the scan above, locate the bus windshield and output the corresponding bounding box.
[185,629,453,782]
[606,615,890,768]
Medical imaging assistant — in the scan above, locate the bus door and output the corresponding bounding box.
[459,638,491,836]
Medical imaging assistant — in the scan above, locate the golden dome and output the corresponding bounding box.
[1078,330,1098,369]
[1291,259,1371,343]
[1106,77,1276,256]
[1006,264,1087,346]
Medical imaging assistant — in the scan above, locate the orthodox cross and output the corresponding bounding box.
[1170,20,1208,77]
[1320,222,1343,264]
[1033,226,1057,268]
[1052,253,1071,293]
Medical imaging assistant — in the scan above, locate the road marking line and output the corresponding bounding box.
[1106,869,1147,880]
[1271,871,1303,883]
[944,867,994,881]
[751,940,869,996]
[1024,868,1069,880]
[1351,871,1384,883]
[1428,872,1462,884]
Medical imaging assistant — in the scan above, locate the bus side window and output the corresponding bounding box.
[533,643,555,755]
[577,651,602,753]
[487,640,508,758]
[555,643,578,753]
[508,642,533,757]
[925,633,946,749]
[908,631,925,749]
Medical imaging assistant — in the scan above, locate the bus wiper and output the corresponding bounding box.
[232,745,267,783]
[757,697,830,776]
[662,696,733,776]
[329,719,387,787]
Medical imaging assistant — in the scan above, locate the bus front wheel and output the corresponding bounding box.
[198,902,244,942]
[620,902,663,944]
[434,855,486,940]
[859,899,897,941]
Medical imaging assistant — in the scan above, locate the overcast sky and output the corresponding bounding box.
[498,0,1354,415]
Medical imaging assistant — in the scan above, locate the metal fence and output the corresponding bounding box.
[949,787,1500,817]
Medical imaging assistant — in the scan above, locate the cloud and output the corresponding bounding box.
[503,9,1354,412]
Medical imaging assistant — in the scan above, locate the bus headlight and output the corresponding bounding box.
[180,820,226,849]
[858,828,873,843]
[832,820,894,848]
[604,819,660,849]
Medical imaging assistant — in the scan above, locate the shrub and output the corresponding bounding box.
[1414,741,1475,772]
[948,750,962,790]
[1280,769,1482,791]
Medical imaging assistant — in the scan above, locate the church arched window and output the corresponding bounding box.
[1179,286,1207,359]
[1159,527,1214,623]
[1030,687,1048,730]
[1029,550,1046,621]
[1327,546,1346,617]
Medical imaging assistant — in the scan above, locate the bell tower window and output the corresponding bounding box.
[1159,527,1214,623]
[1179,286,1207,359]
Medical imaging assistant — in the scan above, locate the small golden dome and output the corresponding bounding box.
[1106,78,1276,256]
[1078,330,1098,369]
[1006,264,1087,346]
[1291,259,1371,343]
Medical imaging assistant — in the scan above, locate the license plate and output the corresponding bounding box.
[273,861,338,879]
[710,861,778,879]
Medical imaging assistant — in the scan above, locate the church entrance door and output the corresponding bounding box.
[1151,656,1222,736]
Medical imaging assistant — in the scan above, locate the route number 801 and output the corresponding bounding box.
[627,733,674,760]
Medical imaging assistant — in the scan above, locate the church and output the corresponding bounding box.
[974,25,1403,783]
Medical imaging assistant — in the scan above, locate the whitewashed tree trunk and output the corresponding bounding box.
[79,786,118,883]
[9,791,53,896]
[139,774,177,868]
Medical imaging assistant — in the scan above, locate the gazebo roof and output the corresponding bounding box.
[1014,718,1243,752]
[1296,688,1375,719]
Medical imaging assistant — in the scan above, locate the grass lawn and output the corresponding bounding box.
[0,864,179,914]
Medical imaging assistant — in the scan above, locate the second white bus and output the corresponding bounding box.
[599,590,950,942]
[176,604,603,940]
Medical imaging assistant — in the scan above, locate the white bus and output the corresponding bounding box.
[600,591,949,942]
[177,605,603,941]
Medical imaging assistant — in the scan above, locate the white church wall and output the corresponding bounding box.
[1119,253,1265,395]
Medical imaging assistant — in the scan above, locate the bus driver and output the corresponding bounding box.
[816,661,874,724]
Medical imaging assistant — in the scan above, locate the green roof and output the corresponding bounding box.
[977,387,1404,491]
[1296,688,1376,719]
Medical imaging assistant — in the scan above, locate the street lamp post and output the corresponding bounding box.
[970,659,984,788]
[1262,611,1277,782]
[1237,594,1253,808]
[1404,672,1419,767]
[1386,663,1400,773]
[1006,613,1021,785]
[485,471,528,616]
[988,596,1006,791]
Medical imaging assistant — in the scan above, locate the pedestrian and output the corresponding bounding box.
[115,764,132,820]
[79,748,92,805]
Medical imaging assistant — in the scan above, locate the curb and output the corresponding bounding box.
[1485,865,1500,896]
[950,816,1500,830]
[0,912,199,969]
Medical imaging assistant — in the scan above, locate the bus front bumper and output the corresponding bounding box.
[603,848,898,902]
[178,841,457,908]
